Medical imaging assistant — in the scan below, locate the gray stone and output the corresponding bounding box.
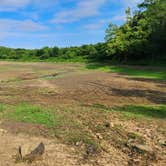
[131,144,153,154]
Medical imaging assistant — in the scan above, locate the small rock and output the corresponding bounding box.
[0,128,7,134]
[133,158,141,163]
[104,122,110,128]
[75,141,83,146]
[86,144,97,155]
[96,133,103,139]
[131,144,153,154]
[23,142,45,163]
[127,139,134,144]
[158,139,166,146]
[75,142,80,146]
[110,122,114,128]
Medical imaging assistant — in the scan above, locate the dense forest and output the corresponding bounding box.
[0,0,165,64]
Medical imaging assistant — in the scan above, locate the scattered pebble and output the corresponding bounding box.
[0,128,7,134]
[96,133,103,139]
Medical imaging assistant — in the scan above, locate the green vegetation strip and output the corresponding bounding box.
[112,105,166,119]
[86,63,166,80]
[93,104,166,119]
[0,104,5,112]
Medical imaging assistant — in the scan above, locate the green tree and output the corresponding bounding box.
[51,46,60,57]
[105,23,118,42]
[105,0,166,63]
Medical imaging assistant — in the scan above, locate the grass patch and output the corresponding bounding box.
[3,56,88,63]
[8,104,55,127]
[127,132,143,140]
[2,103,100,148]
[92,104,166,119]
[0,104,5,113]
[112,105,166,119]
[85,63,166,80]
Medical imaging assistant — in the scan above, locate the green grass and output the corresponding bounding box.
[85,63,166,80]
[45,56,88,63]
[112,105,166,119]
[0,104,5,112]
[1,103,99,148]
[93,104,166,119]
[1,56,88,63]
[8,104,56,127]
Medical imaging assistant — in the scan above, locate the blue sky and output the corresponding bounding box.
[0,0,143,48]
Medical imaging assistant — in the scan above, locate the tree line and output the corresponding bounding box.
[0,0,165,64]
[0,44,105,61]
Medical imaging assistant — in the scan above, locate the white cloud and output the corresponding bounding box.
[84,19,109,30]
[112,15,126,21]
[121,0,143,7]
[0,19,48,32]
[0,0,31,11]
[0,0,59,11]
[51,0,107,23]
[0,0,143,12]
[21,11,40,21]
[51,0,143,24]
[84,14,126,30]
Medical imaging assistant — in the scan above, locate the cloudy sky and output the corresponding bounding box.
[0,0,143,48]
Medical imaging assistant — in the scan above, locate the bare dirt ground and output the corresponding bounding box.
[0,61,166,166]
[0,130,80,166]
